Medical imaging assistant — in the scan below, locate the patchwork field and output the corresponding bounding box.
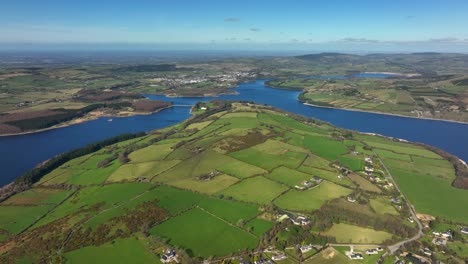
[1,102,463,262]
[274,181,352,211]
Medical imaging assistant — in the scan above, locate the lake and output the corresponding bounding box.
[1,78,467,186]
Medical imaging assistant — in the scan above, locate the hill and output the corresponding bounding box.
[0,102,466,263]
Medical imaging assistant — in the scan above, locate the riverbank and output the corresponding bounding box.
[0,105,174,137]
[302,102,468,125]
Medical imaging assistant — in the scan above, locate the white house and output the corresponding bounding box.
[461,227,468,235]
[300,244,313,253]
[271,253,287,261]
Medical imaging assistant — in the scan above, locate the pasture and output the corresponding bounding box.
[221,176,288,204]
[274,181,352,211]
[150,208,257,257]
[323,223,392,244]
[64,237,159,263]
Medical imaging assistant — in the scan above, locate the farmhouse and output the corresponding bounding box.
[347,196,357,203]
[160,248,178,263]
[390,197,401,204]
[271,253,287,261]
[291,215,310,226]
[302,181,313,188]
[311,176,322,183]
[300,244,313,253]
[337,174,344,180]
[364,157,373,164]
[422,247,432,256]
[365,249,378,255]
[461,226,468,235]
[349,252,364,260]
[441,230,453,239]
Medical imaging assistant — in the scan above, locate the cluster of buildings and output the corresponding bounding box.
[365,247,383,255]
[294,176,322,190]
[432,229,454,246]
[160,248,178,263]
[291,215,311,226]
[346,247,383,260]
[276,212,311,226]
[153,71,257,89]
[261,248,288,262]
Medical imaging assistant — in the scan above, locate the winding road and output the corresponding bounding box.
[373,151,424,254]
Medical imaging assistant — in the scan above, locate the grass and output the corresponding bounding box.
[304,247,352,264]
[297,166,354,187]
[323,223,392,244]
[274,181,352,212]
[169,174,239,194]
[251,139,308,155]
[370,197,399,216]
[0,205,51,234]
[67,160,121,185]
[374,149,412,161]
[230,148,306,170]
[347,174,381,193]
[128,143,174,163]
[64,237,160,264]
[1,188,72,205]
[215,158,267,179]
[382,158,468,223]
[106,160,181,182]
[150,208,257,257]
[155,150,241,183]
[35,183,152,227]
[198,198,260,224]
[185,120,213,130]
[221,176,288,204]
[447,241,468,258]
[245,218,273,236]
[303,135,348,160]
[367,141,442,159]
[302,155,333,170]
[265,166,312,187]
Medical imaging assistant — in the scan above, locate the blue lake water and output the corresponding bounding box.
[1,78,467,186]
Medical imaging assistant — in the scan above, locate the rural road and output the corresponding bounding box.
[374,151,424,254]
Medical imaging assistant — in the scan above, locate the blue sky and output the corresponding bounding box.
[1,0,467,52]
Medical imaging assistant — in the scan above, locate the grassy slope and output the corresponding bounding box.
[0,103,463,261]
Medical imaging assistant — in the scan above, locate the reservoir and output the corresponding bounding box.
[1,78,467,186]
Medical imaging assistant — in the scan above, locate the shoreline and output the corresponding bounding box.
[302,102,468,125]
[0,105,173,137]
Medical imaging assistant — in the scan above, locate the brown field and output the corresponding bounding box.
[132,100,171,112]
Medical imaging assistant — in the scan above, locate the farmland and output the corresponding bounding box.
[0,102,465,262]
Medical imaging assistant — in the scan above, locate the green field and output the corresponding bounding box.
[370,197,398,215]
[382,157,468,223]
[324,223,392,244]
[1,188,72,205]
[64,237,160,264]
[221,176,288,204]
[1,102,460,262]
[107,160,181,182]
[274,181,352,211]
[265,166,312,187]
[128,143,175,163]
[150,208,257,257]
[35,183,151,227]
[0,205,51,234]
